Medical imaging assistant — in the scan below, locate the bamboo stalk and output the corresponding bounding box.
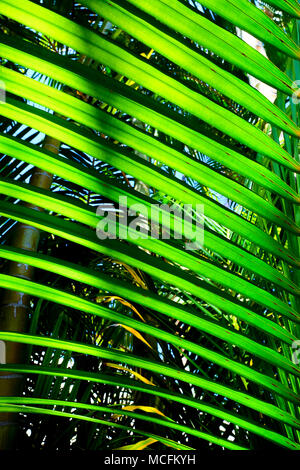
[0,135,61,449]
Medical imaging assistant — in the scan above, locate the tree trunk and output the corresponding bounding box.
[0,135,61,450]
